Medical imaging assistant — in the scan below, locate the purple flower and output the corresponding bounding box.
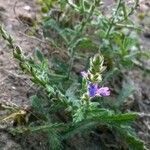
[88,83,98,97]
[81,71,88,78]
[96,87,110,96]
[88,83,110,97]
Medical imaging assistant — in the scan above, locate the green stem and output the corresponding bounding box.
[115,23,142,31]
[105,0,139,38]
[105,0,122,38]
[67,1,97,78]
[116,0,139,24]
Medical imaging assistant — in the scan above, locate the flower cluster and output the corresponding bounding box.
[81,54,110,100]
[88,83,110,97]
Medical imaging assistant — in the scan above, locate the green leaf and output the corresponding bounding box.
[123,37,136,50]
[73,106,86,123]
[35,48,45,63]
[103,113,138,123]
[63,112,138,141]
[10,123,66,134]
[63,120,97,140]
[65,82,79,102]
[116,125,147,150]
[87,107,114,118]
[52,57,69,75]
[89,112,138,124]
[43,19,68,43]
[46,84,55,94]
[30,95,45,114]
[116,82,135,107]
[47,130,62,150]
[77,38,97,50]
[126,133,147,150]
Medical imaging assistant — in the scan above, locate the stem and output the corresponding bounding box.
[116,0,139,24]
[105,0,122,38]
[67,0,97,78]
[115,23,142,31]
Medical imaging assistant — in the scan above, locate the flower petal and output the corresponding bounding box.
[88,83,98,97]
[81,71,88,78]
[96,87,110,96]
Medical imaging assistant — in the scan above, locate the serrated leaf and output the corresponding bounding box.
[35,48,45,63]
[116,125,147,150]
[52,57,68,75]
[91,112,138,124]
[123,37,136,50]
[126,133,147,150]
[47,130,63,150]
[105,113,138,123]
[63,120,97,140]
[87,107,114,118]
[77,38,97,50]
[73,107,86,123]
[116,82,135,107]
[65,82,79,102]
[30,95,45,114]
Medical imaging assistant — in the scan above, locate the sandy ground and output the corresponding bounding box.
[0,0,47,149]
[0,0,150,149]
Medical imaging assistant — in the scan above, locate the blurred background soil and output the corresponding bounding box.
[0,0,150,149]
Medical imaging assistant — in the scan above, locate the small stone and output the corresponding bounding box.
[23,6,31,11]
[12,86,16,90]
